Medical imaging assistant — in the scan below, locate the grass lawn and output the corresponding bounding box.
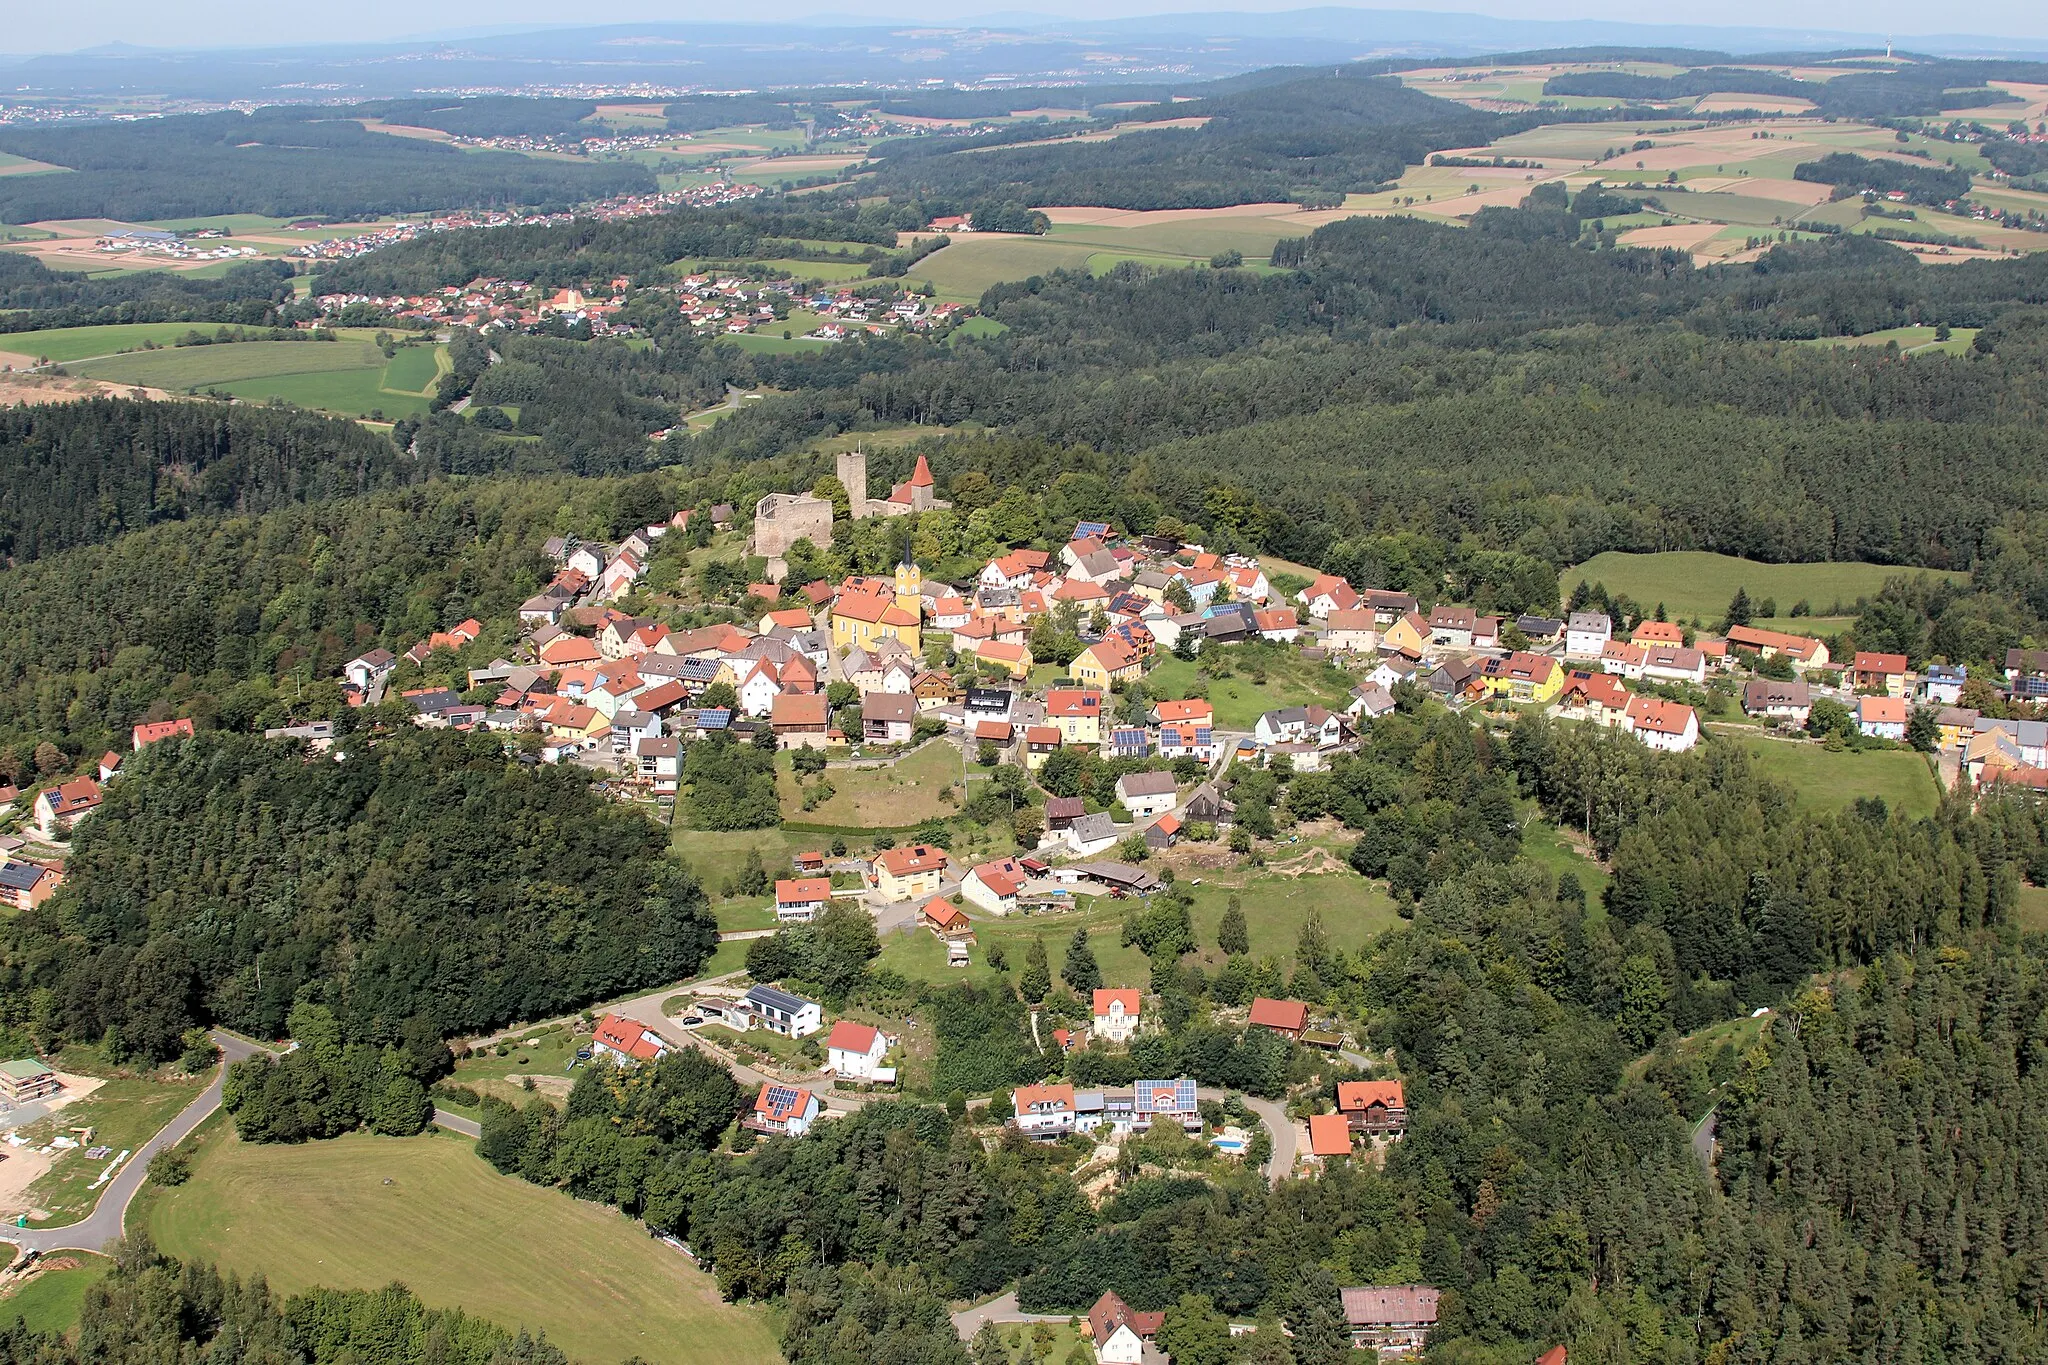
[73,339,443,417]
[2,321,249,364]
[912,237,1100,301]
[149,1129,778,1365]
[1143,654,1355,732]
[1719,732,1940,818]
[450,1023,590,1107]
[0,1252,112,1336]
[23,1073,208,1225]
[718,332,837,356]
[1561,551,1968,624]
[777,741,965,826]
[673,827,811,896]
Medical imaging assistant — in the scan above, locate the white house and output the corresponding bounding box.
[743,984,823,1038]
[1858,695,1909,741]
[1115,770,1180,820]
[345,649,396,692]
[1092,989,1142,1043]
[825,1020,893,1080]
[775,877,833,923]
[635,737,681,795]
[1298,574,1360,620]
[962,857,1026,916]
[1623,696,1699,753]
[748,1082,820,1137]
[1921,665,1967,706]
[1012,1082,1076,1138]
[1565,611,1613,661]
[736,661,783,717]
[591,1013,668,1065]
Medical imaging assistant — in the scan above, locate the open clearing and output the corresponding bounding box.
[73,339,446,417]
[1562,551,1968,623]
[778,739,963,826]
[1142,654,1355,732]
[1719,732,1941,818]
[0,1252,112,1336]
[149,1128,778,1365]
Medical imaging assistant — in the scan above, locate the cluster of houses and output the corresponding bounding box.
[1078,1283,1442,1360]
[291,180,763,269]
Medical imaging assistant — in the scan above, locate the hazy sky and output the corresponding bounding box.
[6,0,2047,58]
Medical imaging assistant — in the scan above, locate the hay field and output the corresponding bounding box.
[150,1128,778,1365]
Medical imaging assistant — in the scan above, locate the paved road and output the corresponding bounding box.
[1197,1087,1294,1187]
[951,1291,1071,1340]
[0,1032,271,1255]
[433,1108,482,1139]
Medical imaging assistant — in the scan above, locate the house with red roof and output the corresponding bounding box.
[1092,988,1142,1043]
[922,897,973,939]
[1299,573,1360,619]
[824,1020,893,1080]
[1308,1112,1355,1163]
[1623,695,1699,753]
[1337,1079,1408,1135]
[132,717,195,750]
[591,1012,668,1066]
[962,857,1026,915]
[1012,1081,1077,1138]
[775,877,833,923]
[32,776,100,838]
[1087,1291,1163,1365]
[1248,997,1309,1038]
[1852,650,1910,697]
[868,843,948,902]
[746,1082,820,1137]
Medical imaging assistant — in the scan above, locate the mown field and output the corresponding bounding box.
[148,1128,779,1365]
[1562,551,1969,625]
[1,321,246,364]
[72,339,446,417]
[1718,731,1942,819]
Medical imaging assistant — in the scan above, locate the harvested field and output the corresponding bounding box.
[0,375,175,406]
[1616,222,1725,251]
[1693,95,1816,114]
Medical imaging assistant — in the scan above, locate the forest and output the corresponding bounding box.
[0,253,300,335]
[1542,56,2048,117]
[0,729,718,1062]
[0,398,417,565]
[0,107,653,223]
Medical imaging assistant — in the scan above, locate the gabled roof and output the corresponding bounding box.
[776,877,832,903]
[1116,770,1178,796]
[873,844,946,877]
[826,1020,883,1054]
[1340,1286,1440,1328]
[753,1082,815,1122]
[1248,997,1309,1032]
[745,983,817,1015]
[591,1012,664,1062]
[1336,1079,1406,1112]
[1093,988,1141,1017]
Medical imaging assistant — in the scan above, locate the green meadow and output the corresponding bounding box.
[74,339,447,417]
[1562,551,1968,624]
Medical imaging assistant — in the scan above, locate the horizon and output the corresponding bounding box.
[6,1,2048,63]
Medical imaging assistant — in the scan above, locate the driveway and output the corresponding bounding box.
[1197,1087,1293,1187]
[0,1031,273,1255]
[950,1291,1071,1340]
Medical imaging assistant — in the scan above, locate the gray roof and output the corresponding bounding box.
[1117,770,1178,796]
[1568,611,1612,632]
[1071,861,1160,889]
[0,862,46,892]
[1068,812,1120,843]
[744,984,816,1014]
[1979,717,2048,748]
[1263,706,1311,726]
[1074,549,1121,578]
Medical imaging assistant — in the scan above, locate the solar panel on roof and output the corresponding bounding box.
[765,1085,801,1111]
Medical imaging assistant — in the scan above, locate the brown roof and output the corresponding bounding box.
[1248,997,1309,1032]
[1087,1292,1163,1347]
[1340,1285,1440,1328]
[773,693,830,727]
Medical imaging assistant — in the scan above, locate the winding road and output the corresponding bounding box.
[0,1032,272,1255]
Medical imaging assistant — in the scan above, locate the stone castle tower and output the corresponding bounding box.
[836,449,868,520]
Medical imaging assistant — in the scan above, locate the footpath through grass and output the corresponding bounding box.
[149,1128,779,1365]
[1561,551,1968,625]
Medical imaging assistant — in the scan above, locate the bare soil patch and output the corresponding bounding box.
[0,374,175,406]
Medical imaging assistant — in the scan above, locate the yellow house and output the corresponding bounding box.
[1045,687,1104,746]
[543,701,607,743]
[831,588,922,654]
[1380,611,1428,657]
[1478,652,1563,704]
[976,639,1033,679]
[1071,638,1144,691]
[869,844,949,902]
